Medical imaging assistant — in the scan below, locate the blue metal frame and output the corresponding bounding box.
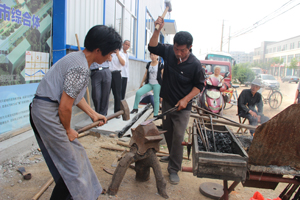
[135,0,139,58]
[103,0,106,25]
[66,45,84,51]
[52,0,67,64]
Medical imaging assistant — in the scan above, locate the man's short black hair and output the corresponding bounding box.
[84,25,122,56]
[173,31,193,49]
[123,40,130,44]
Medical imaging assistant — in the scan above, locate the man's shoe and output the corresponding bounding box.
[169,173,180,185]
[130,109,138,114]
[159,156,170,163]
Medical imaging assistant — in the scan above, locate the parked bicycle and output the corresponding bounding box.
[262,85,283,109]
[223,84,283,110]
[223,85,239,110]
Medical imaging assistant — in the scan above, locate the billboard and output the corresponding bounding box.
[0,0,53,134]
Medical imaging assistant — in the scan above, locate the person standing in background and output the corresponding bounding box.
[90,55,112,116]
[109,48,126,114]
[121,40,131,100]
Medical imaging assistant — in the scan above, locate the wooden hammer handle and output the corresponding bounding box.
[32,177,54,200]
[155,6,169,30]
[77,110,124,133]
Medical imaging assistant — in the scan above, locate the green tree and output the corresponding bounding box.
[272,57,283,65]
[232,63,255,84]
[288,58,298,76]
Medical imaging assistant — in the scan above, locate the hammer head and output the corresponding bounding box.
[165,0,172,12]
[120,100,130,121]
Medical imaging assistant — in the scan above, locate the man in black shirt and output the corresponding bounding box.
[238,79,269,136]
[148,17,205,184]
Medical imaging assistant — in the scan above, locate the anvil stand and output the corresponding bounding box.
[107,123,169,199]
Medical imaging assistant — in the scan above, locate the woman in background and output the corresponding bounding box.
[131,53,163,116]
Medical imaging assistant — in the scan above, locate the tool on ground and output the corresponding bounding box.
[209,115,216,152]
[32,177,54,200]
[155,0,172,30]
[77,100,130,134]
[140,105,178,125]
[75,33,91,106]
[111,150,127,167]
[103,168,115,175]
[17,167,32,180]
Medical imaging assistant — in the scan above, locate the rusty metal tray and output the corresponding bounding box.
[192,124,248,182]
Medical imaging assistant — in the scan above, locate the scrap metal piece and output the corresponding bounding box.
[248,104,300,170]
[17,167,32,180]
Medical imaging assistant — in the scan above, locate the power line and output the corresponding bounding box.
[223,0,300,45]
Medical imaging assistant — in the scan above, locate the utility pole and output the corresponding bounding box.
[228,26,231,53]
[220,19,224,52]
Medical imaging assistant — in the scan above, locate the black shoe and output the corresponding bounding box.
[169,173,180,185]
[130,109,138,114]
[159,156,170,163]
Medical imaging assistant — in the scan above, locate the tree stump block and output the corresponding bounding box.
[107,123,169,199]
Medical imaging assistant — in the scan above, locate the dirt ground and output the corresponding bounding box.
[0,81,298,200]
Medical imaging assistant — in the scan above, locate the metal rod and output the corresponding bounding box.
[249,174,300,185]
[195,119,208,151]
[200,118,210,151]
[209,115,216,152]
[192,105,241,125]
[197,119,209,151]
[191,114,256,131]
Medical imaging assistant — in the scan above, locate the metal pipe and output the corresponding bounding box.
[191,114,256,130]
[223,180,228,200]
[249,174,300,185]
[182,166,193,173]
[219,181,239,200]
[209,115,216,152]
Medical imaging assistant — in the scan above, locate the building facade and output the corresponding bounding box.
[0,0,177,137]
[253,35,300,76]
[230,51,253,64]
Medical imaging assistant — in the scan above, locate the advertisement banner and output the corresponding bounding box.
[0,0,53,134]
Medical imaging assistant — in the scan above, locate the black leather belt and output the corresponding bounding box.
[34,95,58,103]
[91,67,109,71]
[111,70,121,73]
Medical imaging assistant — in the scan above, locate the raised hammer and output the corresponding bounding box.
[155,0,172,30]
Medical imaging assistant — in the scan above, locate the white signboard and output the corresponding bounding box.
[25,51,49,81]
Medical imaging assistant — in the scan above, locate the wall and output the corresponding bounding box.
[66,0,104,47]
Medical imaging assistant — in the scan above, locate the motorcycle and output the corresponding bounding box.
[198,72,230,115]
